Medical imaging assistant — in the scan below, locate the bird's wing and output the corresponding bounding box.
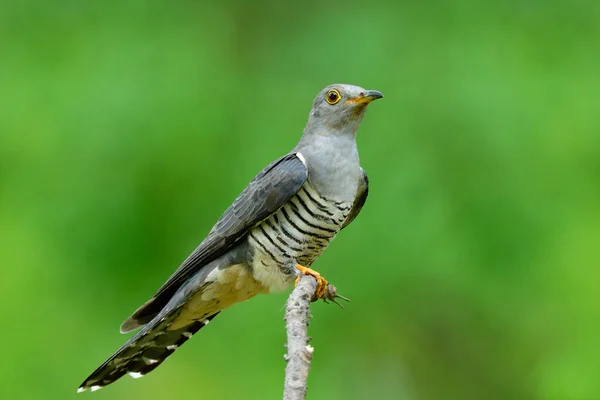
[121,153,308,332]
[341,168,369,230]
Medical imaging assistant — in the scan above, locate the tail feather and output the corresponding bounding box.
[120,295,166,334]
[78,312,220,392]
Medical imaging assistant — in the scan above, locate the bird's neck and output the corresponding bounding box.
[294,134,360,201]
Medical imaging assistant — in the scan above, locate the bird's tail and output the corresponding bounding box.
[78,311,220,392]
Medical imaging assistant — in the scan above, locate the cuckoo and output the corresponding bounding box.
[78,84,383,392]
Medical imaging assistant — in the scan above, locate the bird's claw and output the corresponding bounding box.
[295,265,351,308]
[295,265,329,298]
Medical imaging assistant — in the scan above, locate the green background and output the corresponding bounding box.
[1,1,599,399]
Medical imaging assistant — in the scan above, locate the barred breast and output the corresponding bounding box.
[247,180,352,292]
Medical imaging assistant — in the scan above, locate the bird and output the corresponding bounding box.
[78,83,383,392]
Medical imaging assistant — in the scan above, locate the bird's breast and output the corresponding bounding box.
[247,181,352,292]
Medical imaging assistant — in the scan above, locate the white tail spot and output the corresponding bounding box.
[91,386,103,392]
[144,357,159,365]
[129,372,144,379]
[182,332,192,338]
[166,344,178,350]
[77,387,86,393]
[202,319,210,325]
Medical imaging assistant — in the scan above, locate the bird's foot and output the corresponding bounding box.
[295,265,328,298]
[295,265,351,308]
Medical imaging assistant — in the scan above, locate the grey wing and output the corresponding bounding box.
[120,153,308,333]
[341,168,369,230]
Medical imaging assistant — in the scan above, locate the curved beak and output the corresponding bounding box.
[345,90,384,105]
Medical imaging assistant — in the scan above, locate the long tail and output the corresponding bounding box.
[78,311,220,392]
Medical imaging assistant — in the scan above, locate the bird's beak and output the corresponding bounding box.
[345,90,384,105]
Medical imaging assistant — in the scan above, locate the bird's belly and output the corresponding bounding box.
[247,183,352,292]
[170,263,267,330]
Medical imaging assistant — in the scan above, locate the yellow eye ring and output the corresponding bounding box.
[325,89,341,105]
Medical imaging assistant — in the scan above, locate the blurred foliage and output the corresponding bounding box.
[1,0,599,399]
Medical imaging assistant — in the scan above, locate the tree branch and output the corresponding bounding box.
[283,274,317,400]
[283,274,349,399]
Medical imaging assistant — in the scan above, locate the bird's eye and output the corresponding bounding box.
[325,89,341,105]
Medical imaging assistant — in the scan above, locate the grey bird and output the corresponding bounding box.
[78,83,383,392]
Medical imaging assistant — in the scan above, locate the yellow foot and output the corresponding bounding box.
[295,265,329,299]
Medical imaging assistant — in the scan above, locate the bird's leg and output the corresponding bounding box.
[295,265,351,306]
[295,265,329,299]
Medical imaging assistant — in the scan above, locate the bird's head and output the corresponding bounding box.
[305,84,383,136]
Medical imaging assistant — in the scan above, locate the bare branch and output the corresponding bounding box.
[283,274,317,400]
[283,274,349,399]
